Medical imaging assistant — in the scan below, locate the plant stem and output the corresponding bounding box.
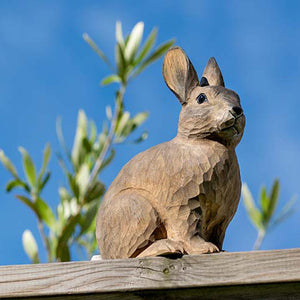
[31,191,52,262]
[37,218,51,262]
[88,84,126,185]
[253,230,265,250]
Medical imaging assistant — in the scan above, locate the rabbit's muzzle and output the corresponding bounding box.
[220,106,244,132]
[178,102,245,147]
[217,107,245,148]
[230,106,244,134]
[231,106,243,117]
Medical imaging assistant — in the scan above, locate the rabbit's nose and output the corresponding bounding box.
[231,106,243,117]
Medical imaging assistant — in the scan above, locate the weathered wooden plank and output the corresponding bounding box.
[0,248,300,299]
[13,283,300,300]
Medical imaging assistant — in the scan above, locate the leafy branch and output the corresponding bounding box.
[83,22,174,186]
[0,145,53,262]
[242,179,296,250]
[0,21,174,263]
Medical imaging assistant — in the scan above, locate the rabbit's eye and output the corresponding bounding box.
[196,93,208,104]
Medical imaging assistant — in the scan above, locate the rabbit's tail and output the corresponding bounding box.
[97,191,163,259]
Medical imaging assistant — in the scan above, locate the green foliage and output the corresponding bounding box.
[242,179,296,250]
[0,150,19,179]
[83,21,175,86]
[0,144,54,262]
[0,21,174,263]
[56,110,108,259]
[82,20,174,187]
[18,147,37,188]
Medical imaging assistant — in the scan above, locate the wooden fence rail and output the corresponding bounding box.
[0,248,300,299]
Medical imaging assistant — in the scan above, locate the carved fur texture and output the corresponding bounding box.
[96,46,245,259]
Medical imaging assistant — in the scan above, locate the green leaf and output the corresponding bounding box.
[115,21,124,48]
[36,197,56,229]
[59,187,71,201]
[116,112,148,141]
[6,180,19,192]
[272,196,297,229]
[133,39,175,77]
[89,120,97,144]
[63,198,79,219]
[260,186,268,220]
[76,163,90,198]
[38,143,51,182]
[67,173,80,199]
[56,214,80,261]
[101,74,121,86]
[6,179,30,192]
[124,34,130,46]
[82,137,92,153]
[132,111,148,127]
[18,147,36,188]
[134,27,157,66]
[83,33,114,71]
[15,195,37,215]
[105,105,113,121]
[72,110,88,169]
[38,171,51,191]
[266,179,280,224]
[115,111,130,137]
[84,181,105,203]
[56,151,69,177]
[133,131,148,144]
[59,244,71,262]
[115,43,126,80]
[99,149,115,172]
[79,200,99,235]
[124,22,144,62]
[22,230,39,264]
[242,183,263,230]
[0,149,18,178]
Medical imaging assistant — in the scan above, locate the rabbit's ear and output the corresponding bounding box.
[163,47,199,105]
[201,57,225,87]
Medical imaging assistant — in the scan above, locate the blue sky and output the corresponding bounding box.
[0,0,300,265]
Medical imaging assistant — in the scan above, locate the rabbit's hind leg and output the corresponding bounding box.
[97,192,161,259]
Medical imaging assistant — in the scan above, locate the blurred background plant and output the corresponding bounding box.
[242,179,296,250]
[0,21,174,263]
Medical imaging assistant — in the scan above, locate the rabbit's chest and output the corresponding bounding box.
[165,142,240,209]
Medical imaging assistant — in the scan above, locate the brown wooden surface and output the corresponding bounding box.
[1,248,300,299]
[8,283,300,300]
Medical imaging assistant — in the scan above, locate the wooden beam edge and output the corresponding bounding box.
[0,248,300,298]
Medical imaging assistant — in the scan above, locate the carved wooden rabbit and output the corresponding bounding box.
[96,46,245,259]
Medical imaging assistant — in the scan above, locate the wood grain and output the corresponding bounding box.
[8,283,300,300]
[1,248,300,299]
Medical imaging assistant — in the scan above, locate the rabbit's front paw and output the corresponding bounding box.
[137,239,185,258]
[186,238,219,255]
[196,241,219,254]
